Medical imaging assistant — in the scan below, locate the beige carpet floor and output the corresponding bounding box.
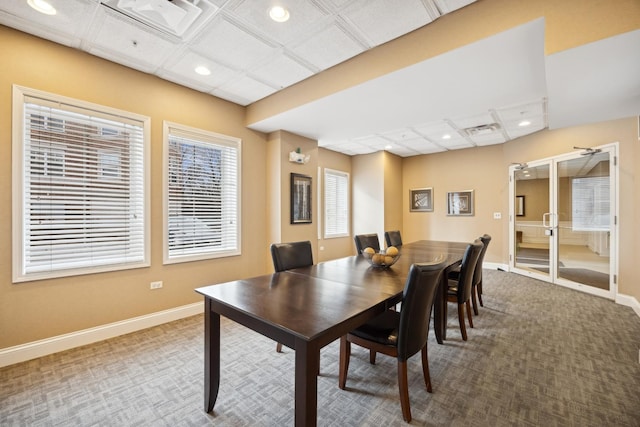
[1,269,639,426]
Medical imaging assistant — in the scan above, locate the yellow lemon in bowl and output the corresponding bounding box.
[386,246,399,257]
[363,247,375,258]
[372,253,385,265]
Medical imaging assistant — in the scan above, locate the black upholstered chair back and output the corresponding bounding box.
[270,241,313,272]
[354,233,380,254]
[384,230,403,247]
[454,240,483,304]
[473,234,491,286]
[397,262,445,361]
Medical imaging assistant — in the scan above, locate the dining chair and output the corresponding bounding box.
[446,239,483,341]
[354,233,380,254]
[384,230,403,247]
[475,234,492,309]
[338,261,446,423]
[270,240,313,353]
[448,234,491,315]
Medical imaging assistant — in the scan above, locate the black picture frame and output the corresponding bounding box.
[290,173,312,224]
[516,195,525,216]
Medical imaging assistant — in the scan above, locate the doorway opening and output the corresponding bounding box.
[509,143,618,299]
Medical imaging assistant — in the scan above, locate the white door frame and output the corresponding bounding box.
[508,143,619,300]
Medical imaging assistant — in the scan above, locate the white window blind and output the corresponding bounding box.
[164,123,241,263]
[324,168,349,238]
[13,87,149,282]
[572,176,610,231]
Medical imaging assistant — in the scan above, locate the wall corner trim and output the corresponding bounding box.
[0,302,204,368]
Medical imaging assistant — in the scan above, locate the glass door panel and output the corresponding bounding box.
[513,162,552,279]
[556,152,611,292]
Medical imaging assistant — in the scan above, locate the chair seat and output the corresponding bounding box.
[351,310,399,346]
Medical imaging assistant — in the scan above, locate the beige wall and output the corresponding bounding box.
[0,27,270,348]
[265,130,319,267]
[402,144,505,263]
[402,117,639,300]
[383,152,403,244]
[352,152,385,248]
[516,179,550,221]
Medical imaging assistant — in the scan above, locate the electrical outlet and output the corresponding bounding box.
[150,281,163,290]
[493,212,502,219]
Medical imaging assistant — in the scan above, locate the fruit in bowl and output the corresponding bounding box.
[362,246,400,268]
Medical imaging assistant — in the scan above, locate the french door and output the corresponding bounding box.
[509,144,618,299]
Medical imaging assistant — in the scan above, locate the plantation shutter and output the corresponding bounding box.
[18,95,147,280]
[324,169,349,238]
[166,125,240,261]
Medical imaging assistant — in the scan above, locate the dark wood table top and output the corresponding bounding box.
[289,240,467,295]
[196,270,394,345]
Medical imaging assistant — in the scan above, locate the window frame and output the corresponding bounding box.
[12,85,151,283]
[162,121,242,264]
[323,168,350,239]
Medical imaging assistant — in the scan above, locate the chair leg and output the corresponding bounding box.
[369,349,377,365]
[478,279,484,307]
[421,346,432,393]
[397,360,412,423]
[276,342,282,353]
[466,300,474,328]
[471,284,479,315]
[339,336,351,389]
[457,304,467,341]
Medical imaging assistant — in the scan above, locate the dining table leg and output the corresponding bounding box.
[294,338,320,427]
[204,298,220,412]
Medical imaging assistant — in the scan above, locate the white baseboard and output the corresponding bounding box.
[616,293,640,318]
[0,302,203,368]
[484,262,509,271]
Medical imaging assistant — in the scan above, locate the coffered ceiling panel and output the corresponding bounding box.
[190,17,277,70]
[250,53,315,90]
[229,0,329,45]
[340,0,440,46]
[87,9,179,72]
[289,24,365,71]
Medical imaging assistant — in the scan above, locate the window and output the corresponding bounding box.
[164,122,241,263]
[572,176,610,231]
[12,86,150,282]
[324,168,349,238]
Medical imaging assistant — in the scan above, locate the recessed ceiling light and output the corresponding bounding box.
[269,6,290,22]
[385,144,393,150]
[518,120,532,127]
[195,66,211,76]
[442,134,451,140]
[28,0,56,15]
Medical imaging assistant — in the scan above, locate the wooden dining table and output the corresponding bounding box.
[195,240,468,426]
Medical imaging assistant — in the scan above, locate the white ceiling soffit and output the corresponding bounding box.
[546,29,640,130]
[247,19,547,150]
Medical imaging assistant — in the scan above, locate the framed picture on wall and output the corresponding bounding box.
[447,190,474,216]
[516,195,525,216]
[290,173,312,224]
[410,188,433,212]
